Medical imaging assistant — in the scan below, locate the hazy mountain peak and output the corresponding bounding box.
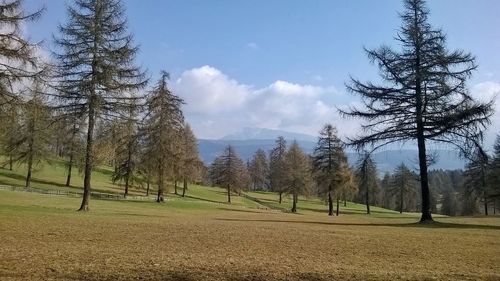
[220,127,317,142]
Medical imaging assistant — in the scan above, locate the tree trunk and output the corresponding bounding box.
[157,180,164,202]
[291,192,297,213]
[415,30,432,222]
[124,139,133,199]
[156,187,163,202]
[327,188,333,216]
[25,155,33,188]
[156,162,165,203]
[482,166,488,216]
[79,98,96,212]
[124,174,129,199]
[227,185,231,203]
[25,127,34,188]
[344,199,347,207]
[182,178,187,197]
[156,166,164,202]
[279,192,282,204]
[400,184,404,214]
[484,194,488,216]
[336,196,340,216]
[174,178,178,195]
[9,154,12,171]
[66,152,73,187]
[366,184,370,215]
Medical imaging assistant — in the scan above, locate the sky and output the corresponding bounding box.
[24,0,500,146]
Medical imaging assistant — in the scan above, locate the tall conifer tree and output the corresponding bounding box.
[55,0,147,211]
[341,0,493,222]
[142,72,184,203]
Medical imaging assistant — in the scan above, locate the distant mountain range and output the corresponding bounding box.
[198,127,465,172]
[220,127,317,142]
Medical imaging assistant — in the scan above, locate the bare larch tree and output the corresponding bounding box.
[54,0,147,211]
[269,136,287,204]
[284,141,313,213]
[313,124,349,216]
[340,0,493,222]
[141,72,184,202]
[216,145,248,203]
[248,149,269,191]
[355,152,378,215]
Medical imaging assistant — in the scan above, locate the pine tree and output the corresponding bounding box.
[248,149,269,191]
[0,103,21,170]
[179,123,202,197]
[489,135,500,212]
[389,163,418,213]
[215,145,248,203]
[269,136,287,204]
[0,0,44,105]
[112,103,140,198]
[440,188,457,216]
[380,172,395,210]
[284,141,313,213]
[142,72,184,202]
[63,116,84,187]
[463,147,490,215]
[312,124,350,216]
[54,0,147,211]
[8,79,52,187]
[340,0,493,222]
[208,156,224,187]
[355,152,379,214]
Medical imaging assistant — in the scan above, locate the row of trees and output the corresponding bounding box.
[0,0,204,211]
[461,137,500,216]
[208,125,356,214]
[207,128,500,216]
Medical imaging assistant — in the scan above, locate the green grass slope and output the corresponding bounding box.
[0,157,425,217]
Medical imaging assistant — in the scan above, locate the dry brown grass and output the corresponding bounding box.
[1,190,499,281]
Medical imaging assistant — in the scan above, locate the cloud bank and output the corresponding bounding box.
[174,65,500,146]
[173,65,358,139]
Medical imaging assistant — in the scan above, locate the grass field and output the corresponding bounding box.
[0,162,499,280]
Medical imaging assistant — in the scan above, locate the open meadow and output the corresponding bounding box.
[1,0,500,280]
[0,163,499,281]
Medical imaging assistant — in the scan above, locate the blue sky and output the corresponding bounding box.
[25,0,500,145]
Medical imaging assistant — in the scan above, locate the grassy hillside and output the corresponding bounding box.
[0,157,415,216]
[0,157,145,195]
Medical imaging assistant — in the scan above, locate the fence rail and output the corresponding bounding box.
[0,184,154,201]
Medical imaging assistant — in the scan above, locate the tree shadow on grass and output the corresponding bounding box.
[213,218,500,230]
[0,170,72,189]
[217,207,265,214]
[184,195,226,205]
[243,193,289,212]
[301,207,327,213]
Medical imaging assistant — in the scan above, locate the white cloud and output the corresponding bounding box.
[174,65,250,114]
[174,66,500,147]
[174,65,359,139]
[471,81,500,147]
[246,42,259,50]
